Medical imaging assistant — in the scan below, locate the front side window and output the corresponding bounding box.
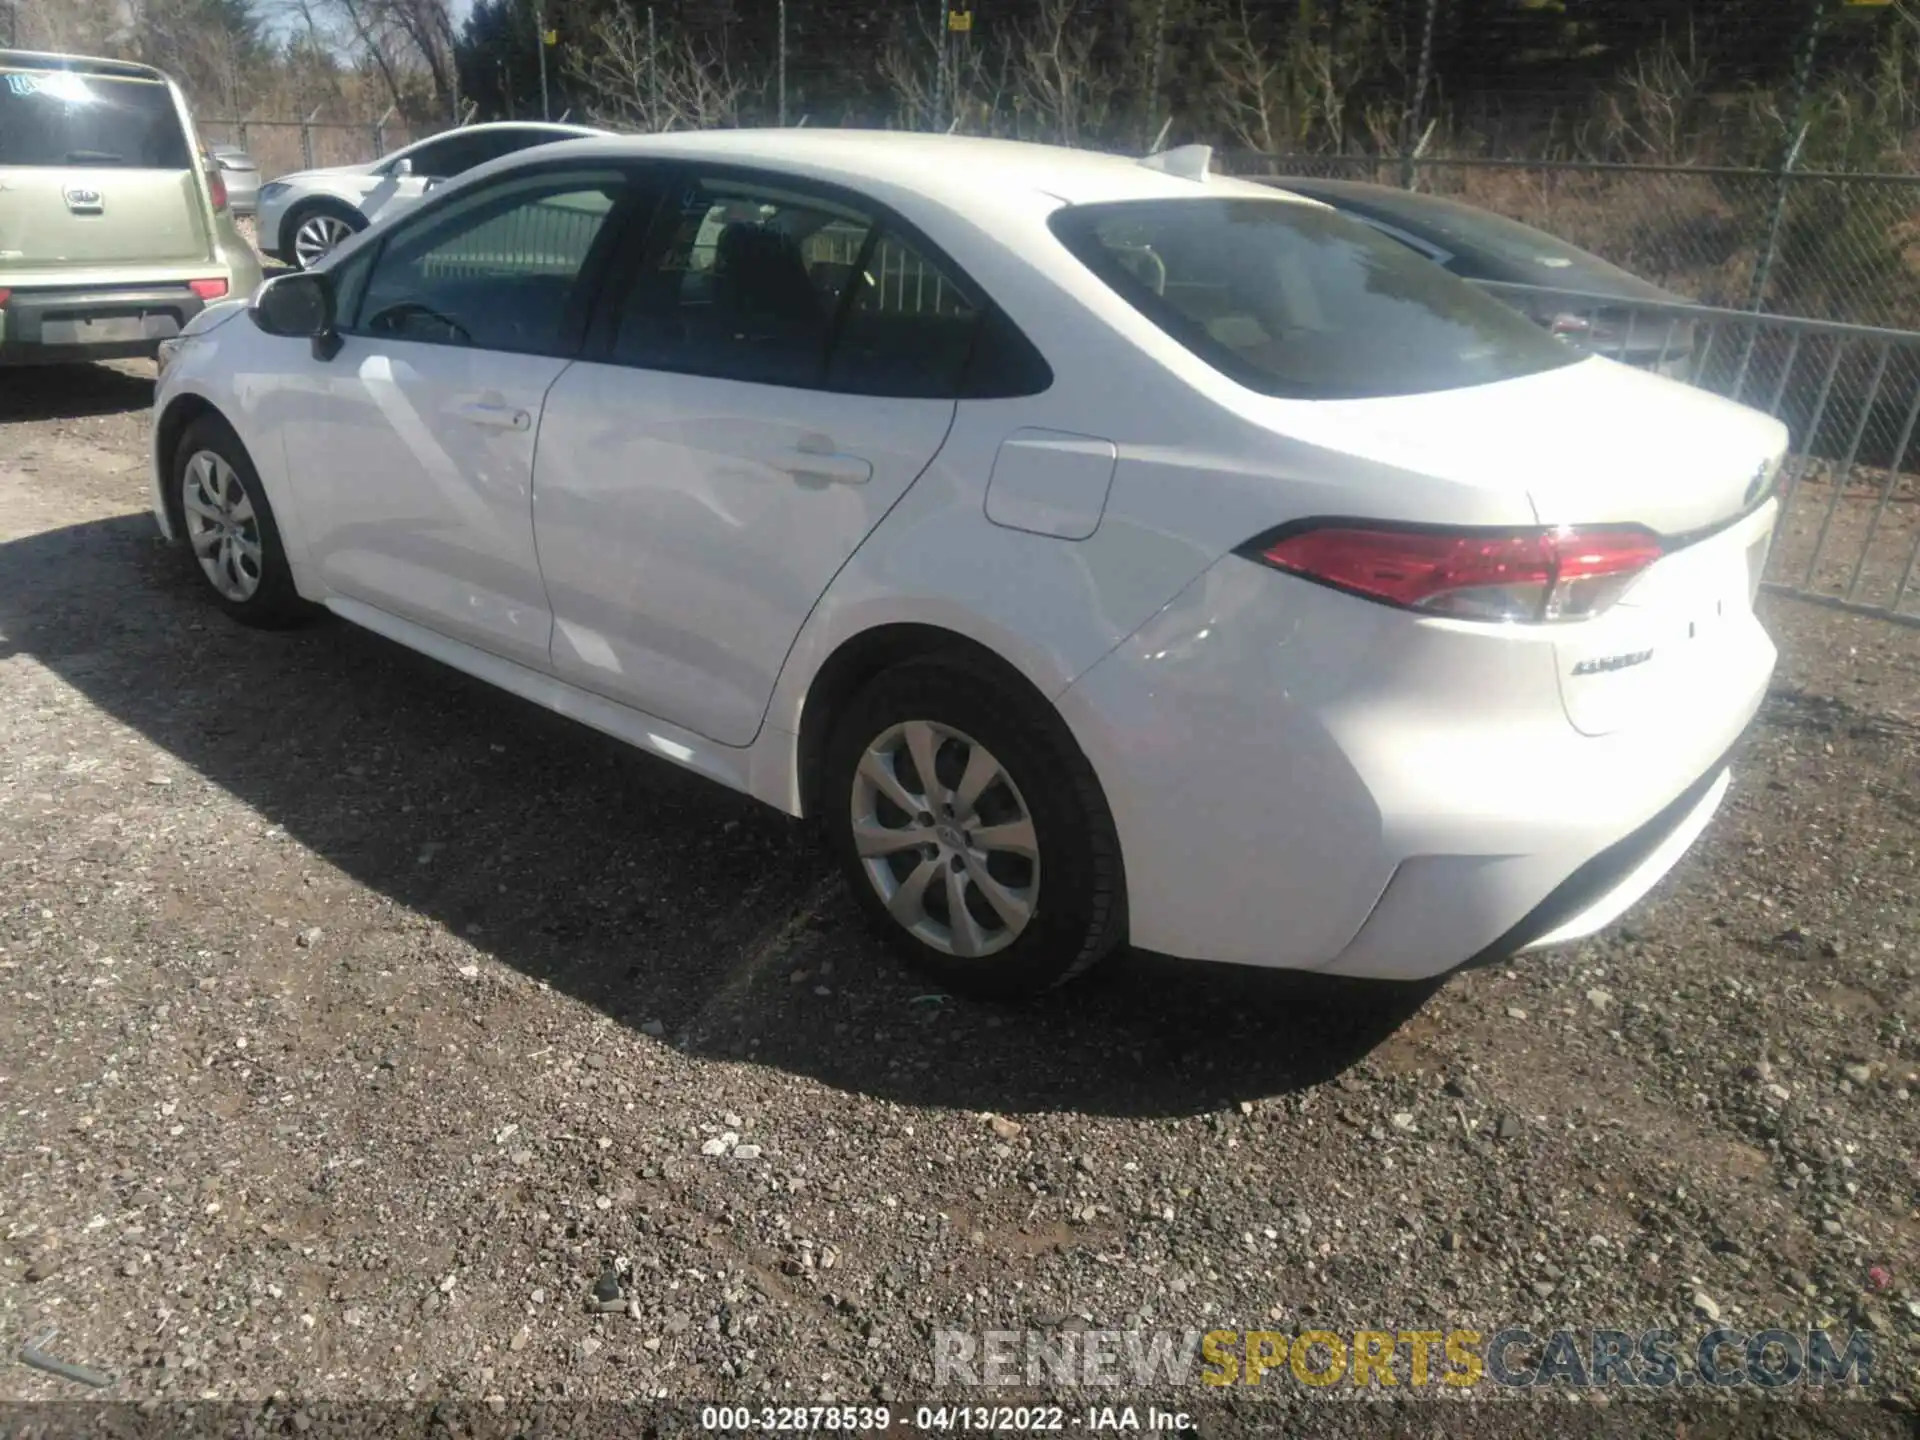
[352,171,622,355]
[0,70,190,168]
[394,131,501,180]
[1049,197,1578,399]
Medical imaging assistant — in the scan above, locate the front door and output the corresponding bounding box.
[532,167,986,746]
[280,164,631,671]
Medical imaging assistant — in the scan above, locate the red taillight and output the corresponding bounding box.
[1246,523,1664,624]
[206,168,228,212]
[1549,312,1622,346]
[189,278,228,300]
[0,288,10,308]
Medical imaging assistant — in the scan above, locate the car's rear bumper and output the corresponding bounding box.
[0,284,207,365]
[1056,541,1775,980]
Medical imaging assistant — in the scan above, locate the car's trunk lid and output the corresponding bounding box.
[1237,355,1785,538]
[1,166,213,270]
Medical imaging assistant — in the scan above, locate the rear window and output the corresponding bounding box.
[1048,197,1579,399]
[1365,195,1650,288]
[0,70,191,169]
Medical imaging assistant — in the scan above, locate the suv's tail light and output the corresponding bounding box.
[189,278,228,300]
[206,167,229,212]
[1243,523,1664,624]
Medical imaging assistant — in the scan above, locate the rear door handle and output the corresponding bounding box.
[779,444,871,485]
[453,401,531,432]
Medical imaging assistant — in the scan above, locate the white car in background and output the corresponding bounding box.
[256,120,601,268]
[150,131,1786,999]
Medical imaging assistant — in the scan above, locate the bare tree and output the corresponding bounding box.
[1594,25,1712,163]
[567,5,751,133]
[1205,0,1286,153]
[1008,0,1115,146]
[287,0,452,121]
[878,2,1013,135]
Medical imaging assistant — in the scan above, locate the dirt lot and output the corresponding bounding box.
[2,363,1918,1434]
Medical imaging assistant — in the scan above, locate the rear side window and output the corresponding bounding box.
[1049,197,1577,399]
[610,171,1048,400]
[0,70,191,169]
[827,230,980,398]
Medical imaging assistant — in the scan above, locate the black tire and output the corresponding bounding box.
[283,199,365,269]
[823,656,1126,1000]
[171,414,312,629]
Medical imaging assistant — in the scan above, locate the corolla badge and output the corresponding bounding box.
[63,186,104,213]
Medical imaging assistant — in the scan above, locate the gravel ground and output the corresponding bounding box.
[2,363,1918,1435]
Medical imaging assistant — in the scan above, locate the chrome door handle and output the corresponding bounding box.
[453,402,531,432]
[779,445,871,484]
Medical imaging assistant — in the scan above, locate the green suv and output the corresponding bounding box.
[0,49,263,366]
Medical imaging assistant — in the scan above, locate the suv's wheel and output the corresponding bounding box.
[287,201,364,269]
[823,658,1126,999]
[173,415,310,629]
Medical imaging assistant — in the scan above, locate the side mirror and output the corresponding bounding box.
[393,157,414,177]
[250,270,342,361]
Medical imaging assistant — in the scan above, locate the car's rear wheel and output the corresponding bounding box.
[174,415,310,629]
[823,658,1125,1000]
[287,202,364,269]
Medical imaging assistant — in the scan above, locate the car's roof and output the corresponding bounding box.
[444,121,603,137]
[1262,175,1682,299]
[0,48,171,83]
[543,129,1296,209]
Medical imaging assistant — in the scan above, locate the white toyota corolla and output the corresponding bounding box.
[150,131,1785,998]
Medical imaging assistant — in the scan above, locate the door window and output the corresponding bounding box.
[613,175,868,388]
[396,130,495,180]
[350,171,623,356]
[827,229,980,398]
[611,171,1014,399]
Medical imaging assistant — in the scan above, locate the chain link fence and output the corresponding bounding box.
[195,117,1920,334]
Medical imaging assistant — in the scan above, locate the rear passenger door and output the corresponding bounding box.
[530,165,982,747]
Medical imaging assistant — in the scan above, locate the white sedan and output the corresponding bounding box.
[150,131,1785,999]
[255,120,601,269]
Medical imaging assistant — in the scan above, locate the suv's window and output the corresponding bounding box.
[1049,197,1579,399]
[351,171,622,355]
[0,70,190,168]
[614,175,869,388]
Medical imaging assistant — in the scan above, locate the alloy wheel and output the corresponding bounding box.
[181,449,263,603]
[293,212,354,267]
[848,719,1040,959]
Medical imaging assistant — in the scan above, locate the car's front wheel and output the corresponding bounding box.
[823,658,1126,999]
[173,415,310,629]
[287,201,365,269]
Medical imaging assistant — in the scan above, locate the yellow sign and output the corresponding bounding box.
[543,28,558,44]
[948,10,973,31]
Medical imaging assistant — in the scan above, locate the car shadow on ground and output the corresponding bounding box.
[0,515,1445,1120]
[0,362,154,423]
